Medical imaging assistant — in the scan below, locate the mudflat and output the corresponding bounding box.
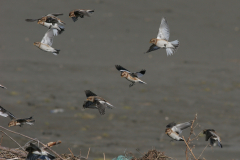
[0,1,240,159]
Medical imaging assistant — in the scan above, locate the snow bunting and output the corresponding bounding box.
[38,22,65,34]
[83,90,114,115]
[69,9,94,22]
[203,129,222,148]
[165,121,193,141]
[25,13,65,25]
[26,143,55,160]
[115,65,146,87]
[0,106,35,127]
[146,17,179,56]
[33,28,60,55]
[0,84,7,89]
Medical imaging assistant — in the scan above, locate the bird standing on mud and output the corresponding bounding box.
[83,90,114,115]
[115,65,146,87]
[146,17,179,56]
[165,121,193,141]
[69,9,94,22]
[203,129,222,148]
[0,106,35,127]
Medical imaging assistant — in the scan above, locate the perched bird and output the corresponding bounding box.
[0,84,7,89]
[69,9,94,22]
[83,90,114,115]
[0,106,35,127]
[115,65,146,87]
[165,121,193,141]
[203,129,222,148]
[26,143,55,160]
[146,17,179,56]
[34,28,60,55]
[25,13,65,25]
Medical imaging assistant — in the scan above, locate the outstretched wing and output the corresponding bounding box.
[85,90,97,97]
[0,106,15,120]
[132,69,146,78]
[96,101,106,115]
[46,13,63,17]
[209,131,221,141]
[0,84,7,89]
[172,121,192,134]
[115,65,131,73]
[41,28,59,46]
[145,44,160,53]
[157,17,170,41]
[166,122,176,128]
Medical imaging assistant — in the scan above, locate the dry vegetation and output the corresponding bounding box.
[0,114,211,160]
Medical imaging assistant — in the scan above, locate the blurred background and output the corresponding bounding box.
[0,0,240,159]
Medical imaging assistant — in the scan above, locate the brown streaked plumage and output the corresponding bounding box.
[69,9,94,22]
[203,129,222,148]
[0,106,35,127]
[83,90,114,115]
[26,13,65,25]
[115,65,146,87]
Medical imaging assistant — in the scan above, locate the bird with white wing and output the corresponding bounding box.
[146,17,179,56]
[34,28,60,55]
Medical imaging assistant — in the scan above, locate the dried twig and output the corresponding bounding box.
[68,148,74,157]
[197,144,209,159]
[0,130,26,152]
[0,145,27,157]
[182,136,197,160]
[86,148,90,159]
[0,132,3,145]
[103,153,105,160]
[185,114,197,160]
[0,125,64,160]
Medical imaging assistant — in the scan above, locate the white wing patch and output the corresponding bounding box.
[157,17,170,41]
[41,28,59,46]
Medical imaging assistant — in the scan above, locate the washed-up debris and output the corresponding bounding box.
[50,109,64,114]
[131,149,171,160]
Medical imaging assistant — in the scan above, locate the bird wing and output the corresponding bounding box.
[115,65,131,73]
[26,143,42,153]
[41,28,59,46]
[166,122,176,128]
[0,84,7,89]
[157,17,170,41]
[85,90,97,97]
[145,44,160,53]
[132,69,146,78]
[46,13,63,17]
[26,153,41,160]
[209,131,221,142]
[96,101,106,115]
[96,97,114,109]
[173,121,192,134]
[0,106,15,120]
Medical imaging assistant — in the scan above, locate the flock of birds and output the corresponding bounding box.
[0,9,222,160]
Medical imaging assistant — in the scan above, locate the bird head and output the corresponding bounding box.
[121,72,128,78]
[150,38,157,44]
[33,42,40,47]
[8,121,16,127]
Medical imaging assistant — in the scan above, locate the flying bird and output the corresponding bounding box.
[34,28,60,55]
[69,9,94,22]
[146,17,179,56]
[0,106,35,127]
[0,84,7,89]
[165,121,193,141]
[203,129,222,148]
[26,143,55,160]
[83,90,114,115]
[25,13,65,25]
[115,65,146,87]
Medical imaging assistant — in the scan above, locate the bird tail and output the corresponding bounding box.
[26,117,35,125]
[71,17,78,22]
[53,49,60,55]
[217,141,223,148]
[138,80,147,84]
[166,40,179,56]
[87,10,94,16]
